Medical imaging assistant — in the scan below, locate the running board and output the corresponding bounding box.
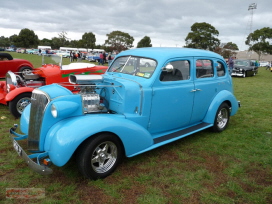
[154,122,211,144]
[128,122,212,157]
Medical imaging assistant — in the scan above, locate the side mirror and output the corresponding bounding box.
[162,64,174,72]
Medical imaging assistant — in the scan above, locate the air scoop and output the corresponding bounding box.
[69,75,104,85]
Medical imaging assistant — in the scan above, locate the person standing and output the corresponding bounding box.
[108,53,112,65]
[78,51,81,62]
[69,51,73,62]
[73,52,77,62]
[103,52,107,65]
[99,52,103,65]
[228,56,234,75]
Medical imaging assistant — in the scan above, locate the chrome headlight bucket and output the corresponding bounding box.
[6,71,18,86]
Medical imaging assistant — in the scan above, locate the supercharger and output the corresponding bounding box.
[69,75,107,113]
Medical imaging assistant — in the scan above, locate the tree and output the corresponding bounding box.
[16,28,39,48]
[185,22,220,51]
[0,36,10,48]
[39,38,52,46]
[245,27,272,60]
[214,42,239,58]
[137,36,152,48]
[51,37,63,49]
[58,31,69,47]
[223,42,239,50]
[82,32,96,49]
[104,31,134,52]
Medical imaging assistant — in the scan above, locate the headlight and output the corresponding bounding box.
[51,101,80,118]
[51,104,58,118]
[240,69,243,72]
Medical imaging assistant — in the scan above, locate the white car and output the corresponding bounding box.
[259,61,270,67]
[55,51,70,58]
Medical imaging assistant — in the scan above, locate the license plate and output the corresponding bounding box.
[13,140,22,156]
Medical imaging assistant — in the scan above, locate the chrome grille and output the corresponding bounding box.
[28,89,50,151]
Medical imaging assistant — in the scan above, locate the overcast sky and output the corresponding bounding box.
[0,0,271,50]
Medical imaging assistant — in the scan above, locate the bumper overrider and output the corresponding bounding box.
[231,71,243,77]
[9,124,53,175]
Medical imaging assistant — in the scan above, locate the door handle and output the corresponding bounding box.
[191,89,202,92]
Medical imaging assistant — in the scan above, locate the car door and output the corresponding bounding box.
[148,59,195,134]
[190,58,219,124]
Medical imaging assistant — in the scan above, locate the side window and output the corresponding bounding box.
[196,59,214,78]
[160,60,190,82]
[216,61,226,77]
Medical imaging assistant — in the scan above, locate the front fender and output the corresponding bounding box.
[5,87,34,102]
[45,114,153,167]
[203,90,239,124]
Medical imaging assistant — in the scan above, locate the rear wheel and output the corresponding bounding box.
[212,102,230,132]
[19,66,32,78]
[9,92,32,118]
[77,133,124,180]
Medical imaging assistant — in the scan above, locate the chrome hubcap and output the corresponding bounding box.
[91,141,117,173]
[17,97,31,114]
[217,108,228,129]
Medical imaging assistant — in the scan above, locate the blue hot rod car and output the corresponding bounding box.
[10,48,240,180]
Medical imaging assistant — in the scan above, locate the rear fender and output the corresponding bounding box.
[5,87,34,102]
[45,114,153,167]
[203,90,239,124]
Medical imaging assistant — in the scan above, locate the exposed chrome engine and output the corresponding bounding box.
[5,71,45,92]
[69,75,107,113]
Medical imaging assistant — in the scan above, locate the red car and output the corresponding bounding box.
[0,54,107,117]
[0,53,34,78]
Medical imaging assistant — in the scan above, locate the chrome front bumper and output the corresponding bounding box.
[9,125,53,175]
[231,72,243,76]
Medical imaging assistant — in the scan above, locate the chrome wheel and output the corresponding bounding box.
[212,103,230,132]
[77,133,123,180]
[20,67,32,78]
[216,108,229,129]
[9,93,32,118]
[91,141,117,173]
[16,97,31,114]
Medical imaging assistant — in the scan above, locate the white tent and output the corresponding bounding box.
[38,46,51,50]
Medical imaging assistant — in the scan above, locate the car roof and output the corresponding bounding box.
[117,47,223,61]
[0,53,13,60]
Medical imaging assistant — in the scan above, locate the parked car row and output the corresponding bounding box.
[8,48,240,180]
[86,53,116,62]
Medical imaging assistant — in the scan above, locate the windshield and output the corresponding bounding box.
[234,60,249,66]
[108,56,157,79]
[42,54,62,66]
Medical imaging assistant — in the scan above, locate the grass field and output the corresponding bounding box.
[0,52,271,204]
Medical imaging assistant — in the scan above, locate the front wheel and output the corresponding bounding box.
[76,133,124,180]
[9,92,32,118]
[212,103,230,132]
[242,71,246,78]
